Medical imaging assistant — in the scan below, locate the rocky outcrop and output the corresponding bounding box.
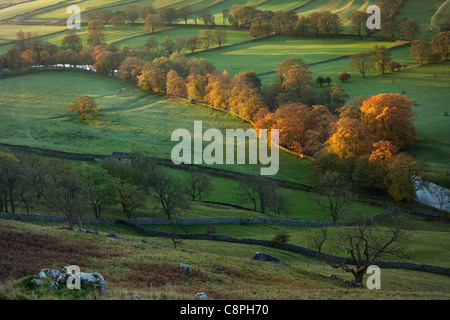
[252,252,288,266]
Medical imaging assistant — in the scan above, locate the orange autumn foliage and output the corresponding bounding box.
[326,117,373,159]
[360,94,417,149]
[68,96,99,120]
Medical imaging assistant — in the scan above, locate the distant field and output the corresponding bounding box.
[0,24,65,43]
[299,47,450,187]
[113,26,254,51]
[0,0,61,20]
[11,0,224,22]
[394,0,447,40]
[296,0,378,25]
[192,35,399,75]
[0,71,314,185]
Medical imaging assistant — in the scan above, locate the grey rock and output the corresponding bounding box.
[252,252,288,265]
[180,263,192,275]
[49,282,58,291]
[80,272,109,297]
[30,278,43,287]
[195,292,209,300]
[39,269,61,280]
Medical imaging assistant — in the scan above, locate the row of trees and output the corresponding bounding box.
[348,32,450,79]
[0,147,292,229]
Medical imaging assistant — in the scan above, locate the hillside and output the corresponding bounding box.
[0,0,449,305]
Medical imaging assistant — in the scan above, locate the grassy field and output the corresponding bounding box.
[0,24,65,43]
[112,26,254,50]
[296,0,379,25]
[192,35,400,75]
[1,218,449,300]
[0,0,61,20]
[301,47,450,187]
[393,0,448,40]
[0,71,315,185]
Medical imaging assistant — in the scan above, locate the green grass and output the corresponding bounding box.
[0,24,66,43]
[146,216,450,267]
[302,47,450,187]
[0,71,314,185]
[296,0,378,25]
[192,35,399,75]
[393,0,447,40]
[0,0,61,20]
[112,26,254,50]
[1,218,449,300]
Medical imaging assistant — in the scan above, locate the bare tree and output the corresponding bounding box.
[315,171,355,222]
[146,168,189,219]
[310,214,409,284]
[184,169,212,201]
[238,176,284,214]
[43,161,89,230]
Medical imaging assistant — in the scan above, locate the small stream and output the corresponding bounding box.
[415,177,450,212]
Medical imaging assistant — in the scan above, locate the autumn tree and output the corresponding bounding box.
[186,72,208,102]
[144,13,162,33]
[178,5,192,24]
[278,63,315,105]
[228,75,266,121]
[349,11,369,39]
[204,70,232,110]
[160,36,175,56]
[386,153,423,201]
[410,40,432,66]
[68,96,99,120]
[200,29,214,50]
[20,49,38,71]
[118,56,146,84]
[166,69,187,98]
[431,31,450,61]
[160,7,179,25]
[108,14,126,29]
[350,52,373,78]
[187,34,202,53]
[399,19,421,42]
[61,33,83,52]
[98,9,114,24]
[124,5,141,24]
[213,28,228,47]
[338,72,351,83]
[326,117,373,159]
[368,45,392,74]
[369,140,399,167]
[174,36,186,54]
[138,65,167,94]
[87,19,105,46]
[274,103,336,155]
[318,11,341,37]
[329,83,348,113]
[360,94,417,149]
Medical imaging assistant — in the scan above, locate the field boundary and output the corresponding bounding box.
[115,218,450,276]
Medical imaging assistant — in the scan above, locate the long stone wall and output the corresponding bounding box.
[116,219,450,276]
